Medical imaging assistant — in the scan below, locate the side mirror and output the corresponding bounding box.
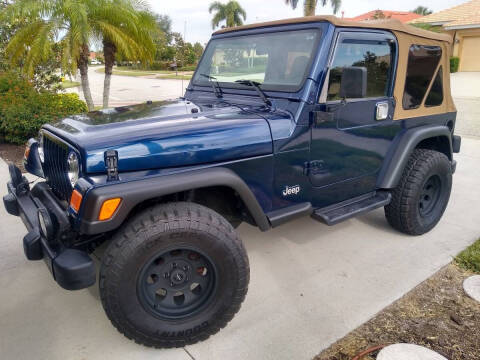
[339,66,367,99]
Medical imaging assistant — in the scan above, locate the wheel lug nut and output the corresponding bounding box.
[170,282,174,287]
[171,262,177,268]
[164,272,169,278]
[183,266,188,271]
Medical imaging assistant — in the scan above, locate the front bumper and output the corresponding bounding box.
[3,164,95,290]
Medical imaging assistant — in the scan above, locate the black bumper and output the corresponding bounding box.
[3,164,95,290]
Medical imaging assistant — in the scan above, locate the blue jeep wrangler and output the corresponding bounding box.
[3,16,461,347]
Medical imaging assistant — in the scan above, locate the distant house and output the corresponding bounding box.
[409,0,480,71]
[344,10,422,23]
[89,52,98,60]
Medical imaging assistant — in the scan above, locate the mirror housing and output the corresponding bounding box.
[339,66,367,99]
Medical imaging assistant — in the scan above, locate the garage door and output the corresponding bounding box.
[460,36,480,71]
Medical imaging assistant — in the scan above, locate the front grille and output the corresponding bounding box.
[43,134,73,201]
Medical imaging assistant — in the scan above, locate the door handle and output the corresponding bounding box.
[376,102,389,121]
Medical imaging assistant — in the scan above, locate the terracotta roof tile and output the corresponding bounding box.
[410,0,480,27]
[346,10,422,23]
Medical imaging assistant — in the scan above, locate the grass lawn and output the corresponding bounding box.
[60,80,80,89]
[157,74,192,80]
[456,238,480,273]
[95,68,158,77]
[96,67,194,78]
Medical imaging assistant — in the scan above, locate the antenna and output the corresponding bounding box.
[181,19,187,96]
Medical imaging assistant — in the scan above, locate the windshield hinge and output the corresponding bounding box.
[104,150,119,182]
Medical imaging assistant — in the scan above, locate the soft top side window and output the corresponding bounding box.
[402,45,442,110]
[327,38,393,101]
[425,66,444,107]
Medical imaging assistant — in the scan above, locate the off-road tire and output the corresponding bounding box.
[384,149,452,235]
[99,202,249,348]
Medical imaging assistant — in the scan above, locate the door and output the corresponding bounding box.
[460,36,480,71]
[309,31,397,198]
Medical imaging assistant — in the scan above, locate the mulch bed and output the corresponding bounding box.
[0,142,25,171]
[315,264,480,360]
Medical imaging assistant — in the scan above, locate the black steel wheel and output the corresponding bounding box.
[385,149,452,235]
[100,202,249,348]
[137,247,216,319]
[418,175,442,217]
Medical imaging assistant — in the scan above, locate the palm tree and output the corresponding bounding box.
[209,1,247,29]
[90,0,156,108]
[411,6,433,16]
[285,0,341,16]
[2,0,96,110]
[2,0,156,111]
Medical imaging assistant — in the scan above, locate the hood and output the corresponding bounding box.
[43,100,273,174]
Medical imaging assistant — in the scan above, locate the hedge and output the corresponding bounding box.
[450,57,459,73]
[0,72,87,144]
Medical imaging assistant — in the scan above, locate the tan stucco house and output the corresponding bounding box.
[410,0,480,71]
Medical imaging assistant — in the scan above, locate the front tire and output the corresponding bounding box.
[385,149,452,235]
[99,202,249,348]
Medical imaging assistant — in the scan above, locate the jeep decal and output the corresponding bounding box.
[282,185,300,196]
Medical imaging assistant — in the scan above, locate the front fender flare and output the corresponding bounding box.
[78,167,271,235]
[377,125,452,189]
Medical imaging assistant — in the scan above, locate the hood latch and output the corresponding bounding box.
[104,150,119,182]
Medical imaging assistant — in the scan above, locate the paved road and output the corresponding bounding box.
[68,66,187,107]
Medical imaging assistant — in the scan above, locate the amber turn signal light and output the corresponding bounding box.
[24,145,30,160]
[98,198,122,221]
[70,189,83,213]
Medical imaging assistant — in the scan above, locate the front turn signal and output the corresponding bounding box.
[70,189,83,213]
[98,198,122,221]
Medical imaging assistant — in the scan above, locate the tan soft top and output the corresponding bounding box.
[213,15,452,43]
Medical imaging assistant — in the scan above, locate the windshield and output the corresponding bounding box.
[193,29,321,92]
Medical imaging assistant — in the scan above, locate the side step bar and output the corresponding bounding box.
[312,191,391,226]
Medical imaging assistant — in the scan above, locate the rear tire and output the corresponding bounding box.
[384,149,452,235]
[99,202,249,348]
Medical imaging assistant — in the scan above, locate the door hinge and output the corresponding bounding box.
[104,150,119,181]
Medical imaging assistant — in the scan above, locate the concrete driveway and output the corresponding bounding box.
[1,136,479,360]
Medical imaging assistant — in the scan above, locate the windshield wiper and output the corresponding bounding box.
[235,80,272,107]
[200,73,223,98]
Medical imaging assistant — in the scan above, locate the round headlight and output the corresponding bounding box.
[67,152,79,187]
[38,132,44,163]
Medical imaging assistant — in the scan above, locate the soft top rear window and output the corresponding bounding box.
[403,45,442,110]
[192,29,321,92]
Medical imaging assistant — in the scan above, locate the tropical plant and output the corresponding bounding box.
[1,0,96,110]
[285,0,341,16]
[92,0,156,108]
[411,6,433,16]
[370,10,390,20]
[209,1,247,29]
[0,72,87,144]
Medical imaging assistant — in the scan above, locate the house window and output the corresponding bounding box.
[425,66,444,107]
[327,39,393,101]
[403,45,442,109]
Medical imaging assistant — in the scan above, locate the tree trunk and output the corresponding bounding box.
[304,0,317,16]
[78,44,94,111]
[103,39,116,109]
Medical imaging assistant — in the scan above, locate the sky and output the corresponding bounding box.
[147,0,467,45]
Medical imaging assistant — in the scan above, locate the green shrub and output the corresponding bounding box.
[0,72,87,144]
[456,239,480,273]
[450,57,460,73]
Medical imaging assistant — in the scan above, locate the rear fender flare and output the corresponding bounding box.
[377,125,452,189]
